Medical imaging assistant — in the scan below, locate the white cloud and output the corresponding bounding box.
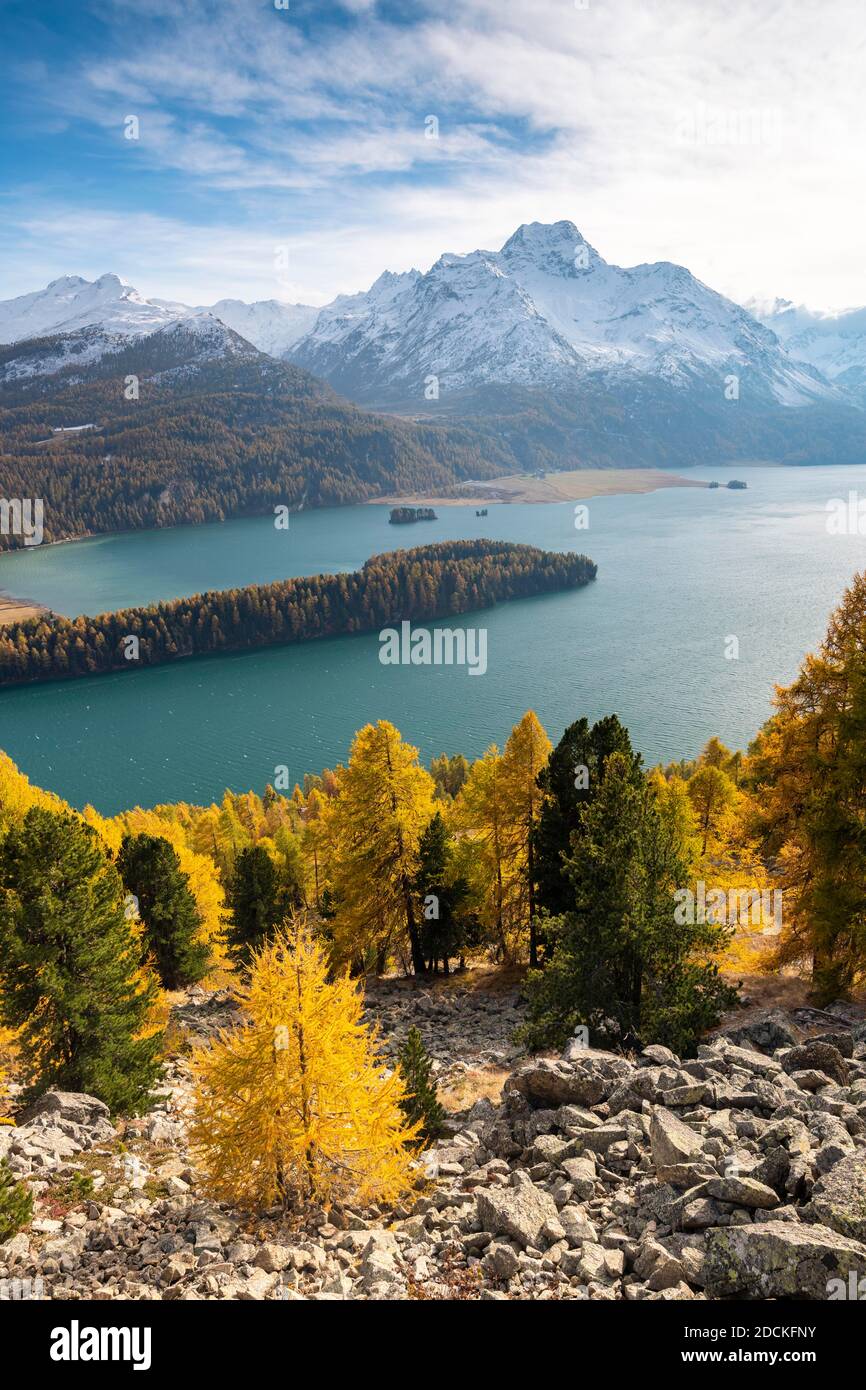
[5,0,866,309]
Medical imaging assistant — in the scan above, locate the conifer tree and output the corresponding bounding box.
[190,916,419,1207]
[414,812,474,974]
[0,1159,32,1243]
[118,832,210,989]
[398,1026,446,1142]
[750,570,866,999]
[454,744,522,961]
[430,752,469,800]
[0,808,161,1114]
[521,754,737,1056]
[534,715,641,917]
[224,844,284,971]
[687,764,737,855]
[500,711,552,965]
[323,721,435,974]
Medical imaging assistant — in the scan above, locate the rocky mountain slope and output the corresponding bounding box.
[3,981,864,1302]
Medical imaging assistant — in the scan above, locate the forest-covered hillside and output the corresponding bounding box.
[0,324,513,549]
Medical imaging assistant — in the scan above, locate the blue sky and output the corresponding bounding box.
[1,0,864,309]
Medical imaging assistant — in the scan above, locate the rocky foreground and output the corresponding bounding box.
[2,980,866,1302]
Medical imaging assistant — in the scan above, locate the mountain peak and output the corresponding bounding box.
[160,311,243,344]
[45,275,88,290]
[500,220,603,275]
[0,273,179,344]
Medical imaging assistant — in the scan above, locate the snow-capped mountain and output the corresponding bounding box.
[0,234,845,411]
[5,229,866,470]
[288,221,836,409]
[747,297,866,404]
[196,298,318,357]
[0,313,265,399]
[0,325,134,386]
[150,312,261,361]
[0,275,318,361]
[0,273,180,343]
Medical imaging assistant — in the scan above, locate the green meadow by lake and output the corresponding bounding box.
[1,464,864,815]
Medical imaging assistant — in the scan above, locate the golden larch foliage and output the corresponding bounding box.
[321,720,435,972]
[0,750,67,836]
[190,916,420,1209]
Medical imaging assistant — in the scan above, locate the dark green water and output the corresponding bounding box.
[1,465,864,814]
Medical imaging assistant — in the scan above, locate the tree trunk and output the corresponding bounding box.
[403,879,426,975]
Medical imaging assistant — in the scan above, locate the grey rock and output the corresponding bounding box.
[811,1032,855,1059]
[810,1150,866,1241]
[558,1205,599,1246]
[482,1242,519,1280]
[679,1197,731,1230]
[506,1056,627,1109]
[19,1091,111,1130]
[560,1155,597,1200]
[720,1011,802,1053]
[649,1107,703,1175]
[706,1176,780,1209]
[782,1042,848,1087]
[475,1174,559,1249]
[639,1045,680,1067]
[705,1221,866,1299]
[254,1243,297,1273]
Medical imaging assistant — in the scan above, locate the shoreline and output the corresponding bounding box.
[0,593,48,626]
[372,467,709,508]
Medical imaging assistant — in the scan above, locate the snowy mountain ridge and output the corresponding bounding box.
[0,224,859,414]
[747,297,866,404]
[288,221,837,409]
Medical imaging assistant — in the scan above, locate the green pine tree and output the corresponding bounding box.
[533,715,642,918]
[0,807,162,1114]
[414,812,474,974]
[0,1158,32,1243]
[118,832,211,989]
[397,1026,446,1143]
[223,845,285,971]
[521,753,737,1056]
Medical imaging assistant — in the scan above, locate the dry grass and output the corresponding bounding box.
[439,1065,510,1113]
[0,595,47,625]
[375,961,525,995]
[375,467,705,509]
[717,969,838,1030]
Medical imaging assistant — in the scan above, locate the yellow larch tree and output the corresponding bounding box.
[321,721,434,974]
[190,917,419,1208]
[748,571,866,998]
[453,744,521,961]
[0,750,67,835]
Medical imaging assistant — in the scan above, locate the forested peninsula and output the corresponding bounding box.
[0,540,596,687]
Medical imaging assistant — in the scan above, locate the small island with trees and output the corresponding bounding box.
[389,506,438,524]
[0,539,597,687]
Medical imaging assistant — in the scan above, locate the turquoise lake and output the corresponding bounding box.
[1,464,864,815]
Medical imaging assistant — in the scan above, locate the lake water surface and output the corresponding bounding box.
[1,464,864,814]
